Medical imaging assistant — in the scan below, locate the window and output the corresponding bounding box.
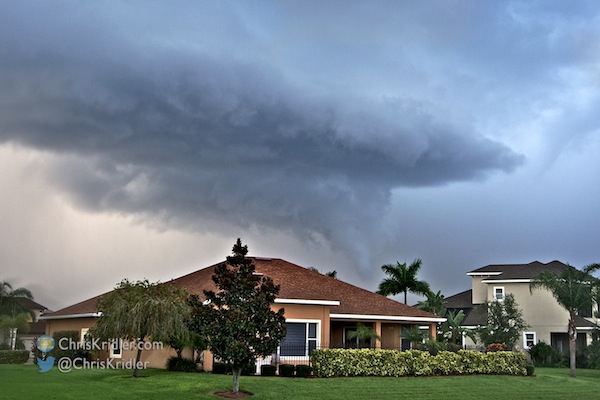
[110,338,122,358]
[493,287,505,302]
[523,332,536,350]
[280,321,319,357]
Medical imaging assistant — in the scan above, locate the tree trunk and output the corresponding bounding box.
[133,338,145,378]
[568,311,577,378]
[404,290,408,304]
[232,367,242,394]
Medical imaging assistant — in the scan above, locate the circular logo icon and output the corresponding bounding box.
[36,335,55,353]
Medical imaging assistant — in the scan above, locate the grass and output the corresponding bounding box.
[1,365,600,400]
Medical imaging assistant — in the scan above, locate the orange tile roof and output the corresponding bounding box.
[45,257,439,320]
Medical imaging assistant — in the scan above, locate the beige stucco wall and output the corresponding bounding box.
[45,317,98,337]
[471,276,487,304]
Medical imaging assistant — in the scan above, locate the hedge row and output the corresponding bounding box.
[311,349,527,378]
[0,350,30,364]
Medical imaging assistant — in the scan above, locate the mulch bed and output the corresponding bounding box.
[214,391,253,398]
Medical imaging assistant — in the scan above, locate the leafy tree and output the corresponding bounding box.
[377,259,431,304]
[188,239,286,394]
[0,281,35,350]
[476,294,528,351]
[308,267,337,279]
[530,263,600,377]
[417,290,447,316]
[345,323,380,348]
[91,279,191,378]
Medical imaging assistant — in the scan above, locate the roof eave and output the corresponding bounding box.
[40,312,102,320]
[330,313,446,323]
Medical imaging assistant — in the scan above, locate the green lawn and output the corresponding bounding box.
[1,365,599,400]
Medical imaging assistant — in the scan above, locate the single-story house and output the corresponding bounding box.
[41,257,444,371]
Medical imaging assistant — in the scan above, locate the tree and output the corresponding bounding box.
[417,290,447,317]
[345,323,380,348]
[188,239,286,395]
[440,310,475,346]
[0,281,35,350]
[91,279,191,378]
[308,267,337,279]
[377,259,431,304]
[475,294,528,351]
[530,263,600,377]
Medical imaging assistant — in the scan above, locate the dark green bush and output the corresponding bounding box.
[526,364,535,376]
[279,363,295,377]
[585,341,600,369]
[295,364,313,377]
[0,350,30,364]
[212,362,231,374]
[166,356,197,372]
[260,364,277,376]
[212,361,255,375]
[528,341,560,366]
[241,363,256,375]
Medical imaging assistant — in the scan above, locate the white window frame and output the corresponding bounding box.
[493,286,505,302]
[278,319,320,360]
[523,332,536,350]
[109,338,122,359]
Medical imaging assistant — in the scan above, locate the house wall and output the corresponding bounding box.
[275,303,330,345]
[45,317,98,338]
[502,282,573,350]
[471,276,487,304]
[473,280,585,351]
[381,323,401,349]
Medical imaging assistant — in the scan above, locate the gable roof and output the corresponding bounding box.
[445,289,473,309]
[467,260,575,281]
[43,257,443,322]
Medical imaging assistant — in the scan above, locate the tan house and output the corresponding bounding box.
[41,257,444,371]
[446,261,598,352]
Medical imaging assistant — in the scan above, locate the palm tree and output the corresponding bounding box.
[345,323,381,348]
[377,259,431,304]
[0,281,35,350]
[417,290,447,316]
[529,263,600,377]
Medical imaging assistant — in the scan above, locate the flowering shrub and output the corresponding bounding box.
[311,349,526,378]
[486,343,507,352]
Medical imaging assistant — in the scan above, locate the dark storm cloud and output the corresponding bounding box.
[0,2,524,254]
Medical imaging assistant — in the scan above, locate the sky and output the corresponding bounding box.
[1,1,599,311]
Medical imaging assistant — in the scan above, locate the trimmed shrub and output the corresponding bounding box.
[0,350,30,364]
[241,363,256,376]
[260,364,277,376]
[295,364,313,377]
[486,343,507,352]
[166,356,197,372]
[310,348,527,378]
[212,362,255,375]
[584,341,600,369]
[278,363,295,377]
[528,341,560,366]
[526,364,535,376]
[212,362,231,374]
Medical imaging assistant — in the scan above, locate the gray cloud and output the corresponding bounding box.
[0,2,524,261]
